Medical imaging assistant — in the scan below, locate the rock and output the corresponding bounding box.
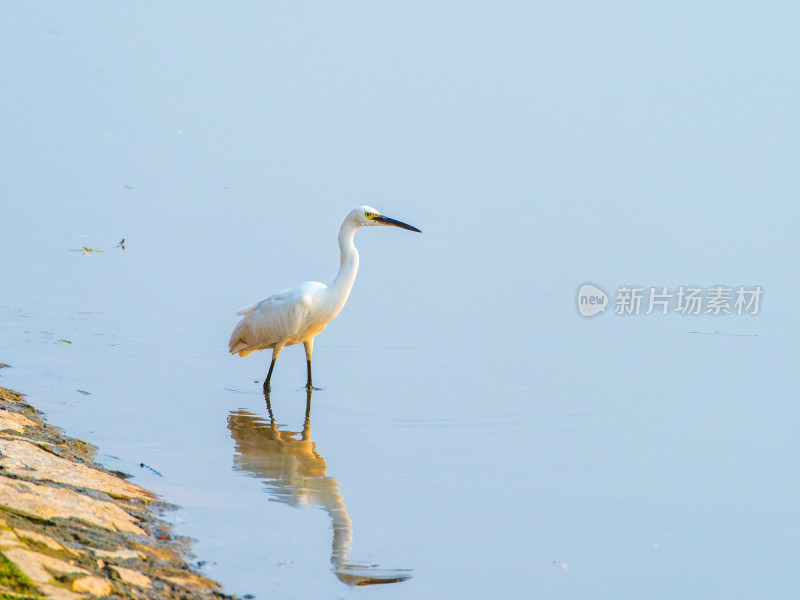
[111,565,151,588]
[0,547,88,583]
[0,387,23,403]
[0,478,144,535]
[0,409,38,433]
[72,575,115,596]
[0,526,87,585]
[90,547,144,561]
[132,542,182,564]
[0,384,231,599]
[38,583,86,600]
[0,438,154,501]
[13,527,78,555]
[164,572,221,591]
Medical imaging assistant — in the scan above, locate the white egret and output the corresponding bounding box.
[229,206,421,391]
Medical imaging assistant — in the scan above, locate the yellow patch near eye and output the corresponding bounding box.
[365,212,376,219]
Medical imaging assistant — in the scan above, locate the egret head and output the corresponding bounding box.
[348,206,421,232]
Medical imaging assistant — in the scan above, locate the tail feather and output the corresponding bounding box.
[230,339,254,356]
[229,317,255,355]
[236,302,261,317]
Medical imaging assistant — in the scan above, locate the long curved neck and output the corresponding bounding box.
[328,221,359,310]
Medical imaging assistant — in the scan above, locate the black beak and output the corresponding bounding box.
[374,215,422,233]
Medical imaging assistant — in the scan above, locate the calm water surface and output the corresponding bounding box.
[2,4,799,599]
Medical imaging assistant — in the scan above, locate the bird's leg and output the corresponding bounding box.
[303,339,314,390]
[264,345,283,392]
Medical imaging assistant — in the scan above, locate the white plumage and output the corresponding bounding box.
[229,282,326,357]
[229,206,420,391]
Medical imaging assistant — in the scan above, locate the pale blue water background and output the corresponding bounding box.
[1,3,799,598]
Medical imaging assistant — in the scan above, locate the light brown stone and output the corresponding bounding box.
[132,542,182,563]
[0,387,24,403]
[0,527,19,545]
[0,527,86,585]
[0,438,153,500]
[0,547,87,583]
[110,565,151,588]
[90,547,143,561]
[39,583,86,600]
[72,575,114,596]
[0,478,144,535]
[0,409,38,433]
[163,572,220,591]
[13,528,78,555]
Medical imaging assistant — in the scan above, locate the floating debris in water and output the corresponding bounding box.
[70,246,104,255]
[77,390,91,395]
[0,363,9,369]
[139,463,163,477]
[57,339,72,344]
[117,238,126,250]
[687,330,756,337]
[123,185,133,190]
[552,560,568,570]
[276,560,292,567]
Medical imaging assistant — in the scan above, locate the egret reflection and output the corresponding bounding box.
[227,391,412,586]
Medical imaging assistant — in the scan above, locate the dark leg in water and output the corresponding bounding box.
[303,339,314,390]
[263,345,283,393]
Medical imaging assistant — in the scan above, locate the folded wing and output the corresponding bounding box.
[229,282,326,356]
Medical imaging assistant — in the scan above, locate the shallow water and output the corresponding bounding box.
[2,4,799,599]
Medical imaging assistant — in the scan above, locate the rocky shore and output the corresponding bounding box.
[0,384,232,600]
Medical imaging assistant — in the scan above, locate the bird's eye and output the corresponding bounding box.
[365,212,375,219]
